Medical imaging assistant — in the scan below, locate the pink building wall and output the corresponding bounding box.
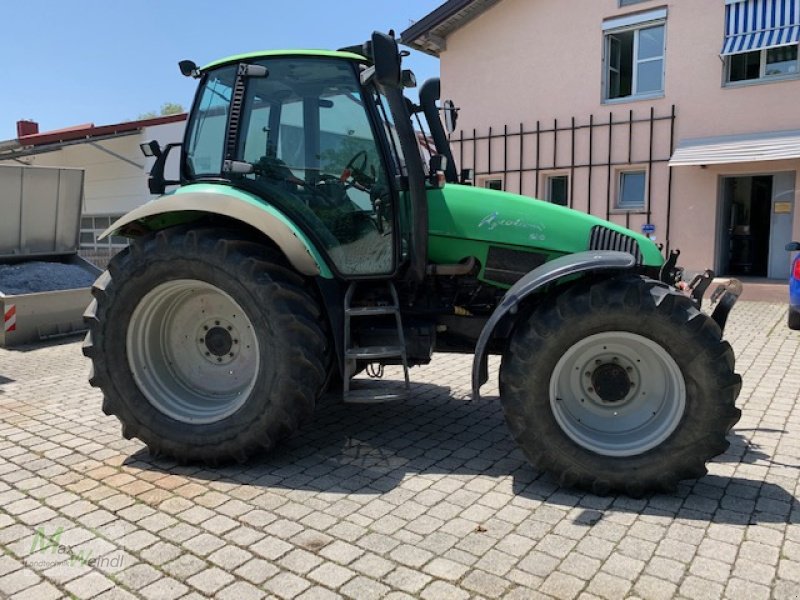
[435,0,800,274]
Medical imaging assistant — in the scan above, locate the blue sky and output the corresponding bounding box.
[0,0,443,140]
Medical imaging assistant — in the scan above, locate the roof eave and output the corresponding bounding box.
[400,0,499,56]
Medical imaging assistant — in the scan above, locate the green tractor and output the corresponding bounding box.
[84,32,742,495]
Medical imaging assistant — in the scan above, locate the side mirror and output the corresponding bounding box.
[786,242,800,251]
[148,143,182,195]
[140,140,162,158]
[401,69,417,89]
[443,100,459,134]
[179,60,200,78]
[371,32,402,88]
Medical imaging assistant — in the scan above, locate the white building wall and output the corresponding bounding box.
[0,120,186,217]
[0,120,186,266]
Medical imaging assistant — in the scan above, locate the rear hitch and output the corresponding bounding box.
[662,248,741,332]
[709,279,743,332]
[677,268,742,332]
[686,269,715,307]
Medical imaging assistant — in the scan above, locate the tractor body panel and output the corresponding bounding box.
[427,184,663,287]
[100,183,333,278]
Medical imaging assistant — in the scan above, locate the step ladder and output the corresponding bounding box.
[343,281,410,404]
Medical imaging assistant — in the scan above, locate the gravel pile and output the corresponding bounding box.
[0,261,97,295]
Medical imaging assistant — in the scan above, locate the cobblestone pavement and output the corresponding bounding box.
[0,300,798,600]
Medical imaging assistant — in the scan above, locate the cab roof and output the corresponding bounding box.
[202,49,368,71]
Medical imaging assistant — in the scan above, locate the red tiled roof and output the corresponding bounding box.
[18,113,187,147]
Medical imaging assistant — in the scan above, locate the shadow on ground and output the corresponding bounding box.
[124,379,799,527]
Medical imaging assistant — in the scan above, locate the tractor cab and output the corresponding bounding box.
[148,33,434,282]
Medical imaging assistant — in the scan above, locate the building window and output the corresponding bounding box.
[603,10,666,101]
[80,216,127,251]
[482,177,504,191]
[619,0,650,5]
[721,0,800,85]
[617,170,647,210]
[546,175,569,206]
[726,45,799,83]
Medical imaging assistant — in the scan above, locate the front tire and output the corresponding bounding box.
[788,307,800,330]
[499,276,741,496]
[83,228,328,463]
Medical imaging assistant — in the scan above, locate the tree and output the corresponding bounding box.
[137,102,185,120]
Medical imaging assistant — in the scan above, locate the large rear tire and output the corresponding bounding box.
[499,276,741,496]
[83,228,328,464]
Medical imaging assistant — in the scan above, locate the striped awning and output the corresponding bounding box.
[722,0,800,55]
[670,129,800,166]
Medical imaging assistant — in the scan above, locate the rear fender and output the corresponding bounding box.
[471,250,637,400]
[99,190,332,278]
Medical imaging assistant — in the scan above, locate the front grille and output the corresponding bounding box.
[589,226,642,264]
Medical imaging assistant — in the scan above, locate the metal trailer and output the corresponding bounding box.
[0,165,101,347]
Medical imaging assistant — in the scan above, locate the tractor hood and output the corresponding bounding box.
[427,184,663,270]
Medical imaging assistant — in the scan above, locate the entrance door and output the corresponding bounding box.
[720,173,795,279]
[769,172,795,279]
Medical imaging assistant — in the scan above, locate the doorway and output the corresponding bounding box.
[719,173,795,279]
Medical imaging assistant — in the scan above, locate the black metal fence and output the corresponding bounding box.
[451,105,677,250]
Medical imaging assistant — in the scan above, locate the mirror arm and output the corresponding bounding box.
[419,78,458,183]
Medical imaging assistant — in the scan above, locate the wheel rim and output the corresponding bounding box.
[549,331,686,457]
[127,279,260,424]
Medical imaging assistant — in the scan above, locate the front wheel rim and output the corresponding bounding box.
[549,331,686,457]
[127,279,260,424]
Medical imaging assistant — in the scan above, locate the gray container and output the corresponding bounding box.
[0,165,101,347]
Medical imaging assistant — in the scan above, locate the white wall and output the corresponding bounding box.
[1,120,186,217]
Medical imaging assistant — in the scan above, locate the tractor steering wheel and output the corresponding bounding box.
[339,150,370,188]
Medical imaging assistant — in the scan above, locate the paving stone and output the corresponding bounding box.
[0,569,41,596]
[116,563,162,590]
[8,580,61,600]
[251,535,294,561]
[586,572,632,599]
[350,552,395,579]
[314,540,363,568]
[164,554,208,580]
[633,574,678,600]
[186,566,235,595]
[280,548,324,575]
[264,571,311,599]
[64,571,116,598]
[540,571,586,600]
[138,541,183,566]
[139,576,188,600]
[296,587,343,600]
[461,569,509,598]
[308,562,357,588]
[423,556,470,581]
[338,575,389,600]
[679,575,725,600]
[208,545,253,570]
[216,580,267,600]
[234,558,280,585]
